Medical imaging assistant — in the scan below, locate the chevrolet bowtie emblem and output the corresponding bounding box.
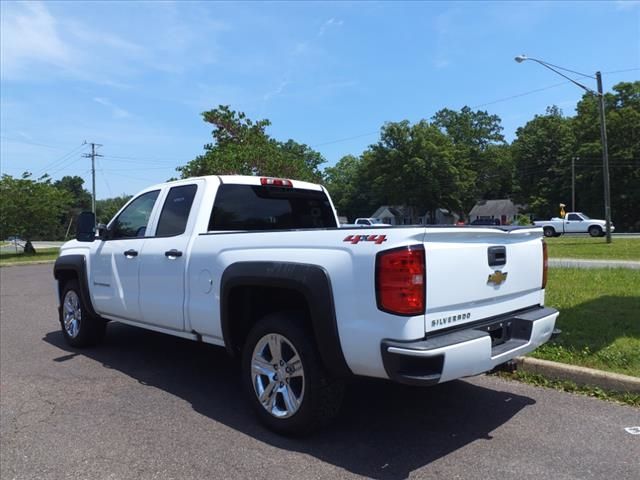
[488,270,508,286]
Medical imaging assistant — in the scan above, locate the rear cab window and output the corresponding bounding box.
[208,184,337,231]
[156,184,198,236]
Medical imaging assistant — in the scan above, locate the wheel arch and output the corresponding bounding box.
[220,261,352,378]
[53,254,99,319]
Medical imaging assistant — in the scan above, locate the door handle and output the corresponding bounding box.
[124,249,138,257]
[164,249,183,258]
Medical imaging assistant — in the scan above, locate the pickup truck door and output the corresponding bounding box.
[91,190,161,320]
[138,183,200,331]
[564,213,583,233]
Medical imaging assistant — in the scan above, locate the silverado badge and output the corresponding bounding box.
[487,270,508,286]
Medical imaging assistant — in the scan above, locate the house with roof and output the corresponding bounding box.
[468,199,522,225]
[370,205,459,225]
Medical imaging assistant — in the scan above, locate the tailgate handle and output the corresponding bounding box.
[488,246,506,267]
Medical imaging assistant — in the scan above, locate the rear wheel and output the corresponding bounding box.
[589,225,603,237]
[241,312,344,435]
[60,279,106,348]
[543,227,556,238]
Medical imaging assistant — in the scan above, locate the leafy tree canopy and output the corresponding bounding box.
[0,173,72,250]
[96,195,132,225]
[177,105,324,182]
[360,119,471,217]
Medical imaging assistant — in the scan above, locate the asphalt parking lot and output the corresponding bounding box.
[1,264,638,480]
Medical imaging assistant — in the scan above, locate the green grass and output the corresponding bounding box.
[0,248,60,266]
[497,371,640,408]
[533,268,640,377]
[545,236,640,261]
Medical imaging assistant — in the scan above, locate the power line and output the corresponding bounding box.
[101,166,177,171]
[309,67,639,148]
[0,136,67,150]
[101,156,177,165]
[104,154,178,162]
[34,143,89,176]
[96,157,113,198]
[47,155,85,177]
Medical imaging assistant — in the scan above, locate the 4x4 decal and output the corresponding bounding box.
[343,234,387,245]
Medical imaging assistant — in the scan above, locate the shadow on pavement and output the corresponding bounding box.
[44,322,535,480]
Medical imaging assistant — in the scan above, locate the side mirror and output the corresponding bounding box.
[76,212,96,242]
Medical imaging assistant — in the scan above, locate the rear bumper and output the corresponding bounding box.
[381,306,559,386]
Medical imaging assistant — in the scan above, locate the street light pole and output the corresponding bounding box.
[514,55,612,243]
[596,71,612,243]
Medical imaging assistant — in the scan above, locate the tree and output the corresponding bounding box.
[95,195,132,225]
[324,154,375,221]
[432,106,512,208]
[359,120,471,219]
[178,105,325,182]
[0,173,72,252]
[512,106,576,219]
[572,81,640,231]
[54,176,92,238]
[54,176,92,210]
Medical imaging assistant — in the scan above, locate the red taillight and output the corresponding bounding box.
[376,246,425,316]
[260,177,293,187]
[542,240,548,289]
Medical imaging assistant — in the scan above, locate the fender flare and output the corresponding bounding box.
[220,261,352,377]
[53,254,99,319]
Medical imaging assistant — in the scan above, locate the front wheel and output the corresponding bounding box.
[589,225,603,237]
[60,279,106,348]
[241,312,344,435]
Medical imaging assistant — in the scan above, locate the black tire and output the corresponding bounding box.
[588,225,603,237]
[59,279,106,348]
[241,312,344,435]
[543,227,556,238]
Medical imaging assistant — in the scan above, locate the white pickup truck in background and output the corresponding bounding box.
[341,217,392,227]
[54,175,559,434]
[534,212,614,237]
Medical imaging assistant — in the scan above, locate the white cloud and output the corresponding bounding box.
[0,2,73,78]
[318,17,344,37]
[263,79,292,102]
[615,0,640,10]
[0,1,229,85]
[93,97,131,119]
[432,9,460,69]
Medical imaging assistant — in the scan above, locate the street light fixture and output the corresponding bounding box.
[514,54,612,243]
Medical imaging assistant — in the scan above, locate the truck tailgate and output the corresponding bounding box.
[424,227,544,333]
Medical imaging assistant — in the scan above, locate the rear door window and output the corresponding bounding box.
[208,184,337,231]
[155,184,198,236]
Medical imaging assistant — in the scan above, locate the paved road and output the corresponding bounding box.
[549,258,640,269]
[1,264,638,480]
[0,241,64,254]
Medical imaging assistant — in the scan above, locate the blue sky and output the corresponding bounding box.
[1,1,639,199]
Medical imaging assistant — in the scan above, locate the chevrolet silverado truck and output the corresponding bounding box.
[54,175,559,434]
[534,212,614,237]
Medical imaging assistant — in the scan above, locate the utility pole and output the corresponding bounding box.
[572,157,576,212]
[515,56,613,243]
[82,142,103,217]
[596,72,612,244]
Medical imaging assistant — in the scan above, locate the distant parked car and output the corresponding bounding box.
[5,236,24,244]
[469,219,501,226]
[354,218,391,226]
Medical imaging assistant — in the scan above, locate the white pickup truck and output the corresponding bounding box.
[534,212,614,238]
[54,175,558,434]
